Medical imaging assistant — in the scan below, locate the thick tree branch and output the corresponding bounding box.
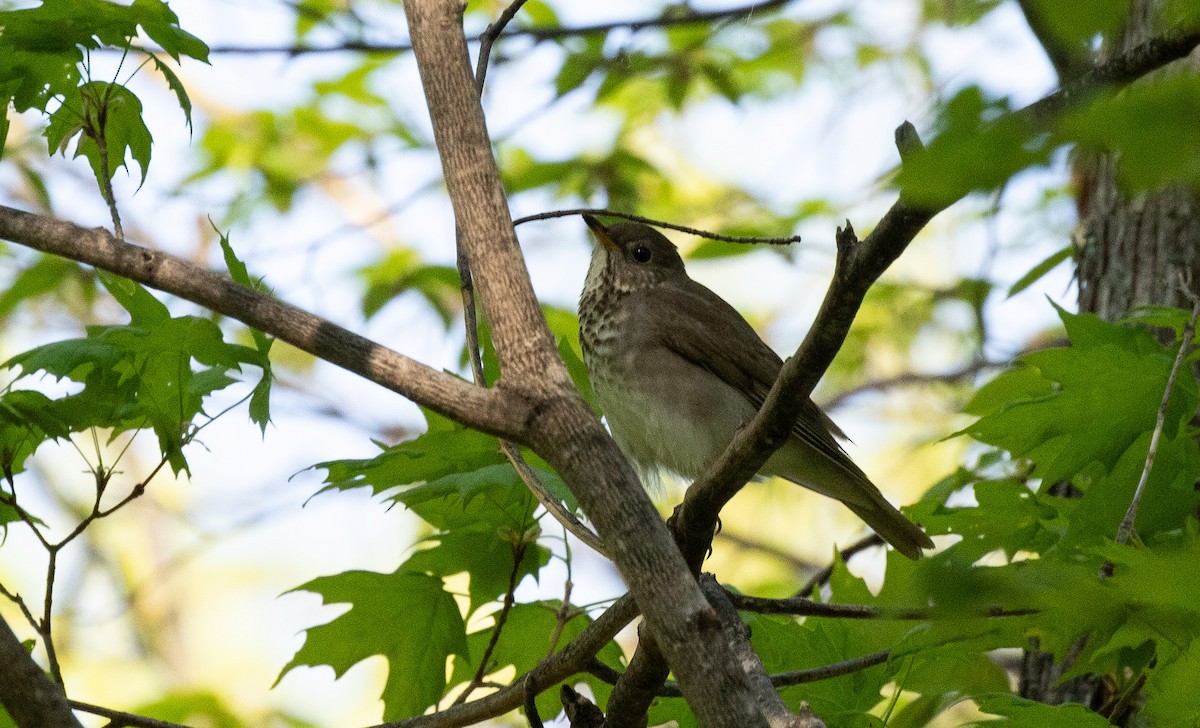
[699,575,826,728]
[404,4,770,725]
[0,206,527,440]
[406,1,563,384]
[0,616,82,728]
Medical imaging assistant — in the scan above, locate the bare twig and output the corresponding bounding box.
[514,208,801,245]
[206,0,794,55]
[588,647,891,695]
[374,595,639,728]
[473,0,529,93]
[793,533,884,598]
[453,543,528,706]
[1115,280,1200,546]
[727,591,1037,620]
[816,361,999,412]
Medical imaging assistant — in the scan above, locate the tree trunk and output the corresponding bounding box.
[1018,0,1200,719]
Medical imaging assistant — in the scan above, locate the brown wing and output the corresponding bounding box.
[638,278,864,479]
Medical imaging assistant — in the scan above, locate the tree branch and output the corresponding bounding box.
[378,596,638,728]
[1115,283,1200,545]
[589,648,892,696]
[0,205,527,440]
[514,208,802,245]
[404,3,770,725]
[206,0,794,55]
[68,701,188,728]
[726,592,1037,620]
[0,615,82,728]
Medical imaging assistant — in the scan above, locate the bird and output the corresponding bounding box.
[577,215,934,559]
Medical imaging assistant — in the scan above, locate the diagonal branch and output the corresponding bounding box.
[0,615,82,728]
[378,596,639,728]
[207,0,795,55]
[0,205,528,441]
[405,3,769,725]
[671,27,1200,574]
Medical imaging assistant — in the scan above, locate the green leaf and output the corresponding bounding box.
[1142,638,1200,726]
[0,255,85,322]
[130,0,210,62]
[972,694,1113,726]
[1008,246,1071,297]
[215,227,273,431]
[282,570,467,721]
[392,463,539,534]
[149,55,193,130]
[962,307,1196,485]
[402,531,550,615]
[449,602,623,720]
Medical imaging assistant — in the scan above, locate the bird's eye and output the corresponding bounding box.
[632,245,652,263]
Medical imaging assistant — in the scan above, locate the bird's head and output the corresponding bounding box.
[583,215,687,295]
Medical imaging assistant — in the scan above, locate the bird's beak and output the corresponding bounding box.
[584,215,619,253]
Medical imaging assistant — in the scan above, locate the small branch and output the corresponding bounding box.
[375,595,638,728]
[772,649,891,687]
[207,0,794,55]
[727,591,1037,620]
[0,205,527,441]
[473,0,529,93]
[1114,283,1200,546]
[513,208,801,245]
[0,582,39,634]
[68,701,189,728]
[500,441,607,556]
[453,543,527,705]
[588,647,891,695]
[793,534,884,598]
[816,361,998,411]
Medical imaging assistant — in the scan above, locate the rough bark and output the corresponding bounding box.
[0,617,82,728]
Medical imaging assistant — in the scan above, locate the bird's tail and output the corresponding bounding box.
[841,491,934,560]
[767,440,934,560]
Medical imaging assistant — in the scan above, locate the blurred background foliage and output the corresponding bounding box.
[1,0,1199,726]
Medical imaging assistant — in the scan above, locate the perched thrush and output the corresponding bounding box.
[578,216,934,559]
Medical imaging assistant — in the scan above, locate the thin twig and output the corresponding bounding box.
[588,647,892,696]
[206,0,793,55]
[0,582,39,634]
[454,543,528,705]
[793,533,884,598]
[513,208,802,245]
[69,700,189,728]
[817,360,1000,411]
[728,590,1037,620]
[1114,281,1200,546]
[500,441,607,555]
[474,0,529,93]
